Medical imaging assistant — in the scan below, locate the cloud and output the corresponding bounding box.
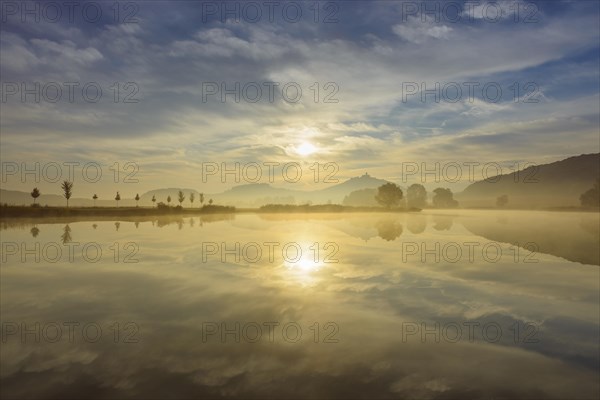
[392,17,453,43]
[0,1,598,195]
[0,32,40,71]
[30,39,103,65]
[461,0,530,21]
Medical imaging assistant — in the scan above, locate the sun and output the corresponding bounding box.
[296,142,318,156]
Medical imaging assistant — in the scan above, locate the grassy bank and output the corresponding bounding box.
[0,204,235,218]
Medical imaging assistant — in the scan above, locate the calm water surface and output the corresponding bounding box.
[1,210,598,399]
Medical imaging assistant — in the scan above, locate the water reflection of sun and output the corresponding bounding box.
[283,251,324,286]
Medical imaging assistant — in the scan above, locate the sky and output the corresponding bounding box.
[1,0,599,197]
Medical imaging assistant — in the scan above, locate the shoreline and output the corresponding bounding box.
[0,204,597,222]
[0,204,421,219]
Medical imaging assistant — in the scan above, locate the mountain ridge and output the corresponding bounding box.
[0,173,393,207]
[457,153,599,207]
[2,154,597,208]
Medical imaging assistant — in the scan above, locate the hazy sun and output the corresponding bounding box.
[296,142,318,156]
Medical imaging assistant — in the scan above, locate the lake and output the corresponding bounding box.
[1,210,598,399]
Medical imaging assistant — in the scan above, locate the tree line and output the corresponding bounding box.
[30,181,214,208]
[26,179,600,209]
[372,183,459,209]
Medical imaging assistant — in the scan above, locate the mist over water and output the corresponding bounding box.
[1,210,598,399]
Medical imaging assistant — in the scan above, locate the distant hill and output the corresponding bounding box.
[0,173,392,208]
[313,173,391,204]
[213,183,297,207]
[343,188,379,207]
[4,155,595,209]
[0,189,66,207]
[457,153,600,208]
[208,174,391,206]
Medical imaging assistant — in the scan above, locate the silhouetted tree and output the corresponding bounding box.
[580,179,600,207]
[178,190,185,206]
[115,192,121,207]
[209,198,213,205]
[61,181,73,207]
[375,183,403,209]
[152,195,156,207]
[496,194,509,208]
[432,188,458,208]
[30,226,40,238]
[30,187,40,205]
[115,222,120,231]
[190,192,195,207]
[135,193,140,207]
[406,184,427,209]
[167,195,172,206]
[93,194,98,207]
[200,193,205,206]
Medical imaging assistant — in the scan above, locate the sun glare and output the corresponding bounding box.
[296,142,318,156]
[292,257,322,272]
